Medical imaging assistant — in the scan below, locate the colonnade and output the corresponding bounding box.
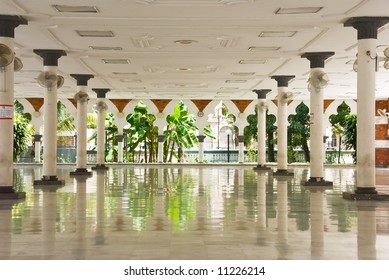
[1,15,389,202]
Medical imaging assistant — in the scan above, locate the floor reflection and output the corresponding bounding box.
[1,165,389,260]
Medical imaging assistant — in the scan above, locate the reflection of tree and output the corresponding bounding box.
[328,196,357,232]
[289,188,310,231]
[165,169,197,231]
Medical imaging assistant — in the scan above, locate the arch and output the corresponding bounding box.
[123,99,159,115]
[324,99,356,131]
[15,98,35,115]
[59,98,77,117]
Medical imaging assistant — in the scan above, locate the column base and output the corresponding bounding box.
[253,165,272,171]
[33,176,65,186]
[273,169,294,177]
[303,177,333,187]
[0,187,26,200]
[70,168,93,177]
[343,189,389,201]
[91,164,109,170]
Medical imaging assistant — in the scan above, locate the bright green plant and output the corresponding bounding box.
[13,112,32,162]
[343,114,357,163]
[288,102,310,162]
[164,101,199,162]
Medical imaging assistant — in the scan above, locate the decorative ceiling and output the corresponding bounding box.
[3,0,389,101]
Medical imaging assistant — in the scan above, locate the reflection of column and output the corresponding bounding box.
[253,89,271,171]
[41,187,60,259]
[92,89,110,170]
[357,205,376,260]
[157,135,164,163]
[237,136,245,163]
[117,135,124,163]
[196,167,207,230]
[70,74,94,176]
[33,49,66,186]
[344,17,389,199]
[271,75,295,177]
[197,135,206,163]
[301,52,334,186]
[310,189,325,260]
[0,15,27,199]
[34,135,42,163]
[95,170,105,245]
[276,177,288,259]
[74,176,87,259]
[0,201,18,259]
[256,173,267,245]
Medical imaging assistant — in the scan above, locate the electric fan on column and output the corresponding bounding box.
[94,101,108,112]
[37,71,64,90]
[14,56,23,72]
[307,70,329,92]
[0,43,15,71]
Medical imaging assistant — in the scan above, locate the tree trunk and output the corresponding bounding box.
[302,138,310,162]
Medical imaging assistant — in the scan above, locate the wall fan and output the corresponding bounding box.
[94,101,108,112]
[14,56,23,72]
[257,101,267,112]
[74,91,89,102]
[307,70,329,92]
[37,71,64,90]
[280,91,294,102]
[0,43,15,71]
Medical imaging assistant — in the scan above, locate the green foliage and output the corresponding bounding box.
[126,101,157,163]
[164,101,199,162]
[343,114,357,163]
[288,102,310,162]
[57,101,75,132]
[13,112,32,162]
[329,101,351,128]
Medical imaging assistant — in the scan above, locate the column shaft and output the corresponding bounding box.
[96,103,106,165]
[257,100,266,166]
[357,39,376,190]
[309,69,325,179]
[117,140,124,163]
[277,87,288,171]
[0,37,14,188]
[76,86,88,170]
[238,139,244,163]
[157,135,164,163]
[42,65,58,178]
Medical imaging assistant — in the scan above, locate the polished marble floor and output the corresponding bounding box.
[1,165,389,260]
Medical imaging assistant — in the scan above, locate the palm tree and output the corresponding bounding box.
[164,101,199,163]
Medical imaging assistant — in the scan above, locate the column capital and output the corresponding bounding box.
[116,135,124,142]
[271,75,295,87]
[301,52,334,68]
[344,17,389,40]
[33,134,42,142]
[92,88,110,98]
[197,135,206,143]
[237,135,245,143]
[0,15,27,38]
[74,91,89,102]
[70,74,94,86]
[253,89,271,99]
[157,135,165,142]
[33,49,67,66]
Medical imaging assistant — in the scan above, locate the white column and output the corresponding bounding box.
[356,39,377,190]
[34,135,42,163]
[70,74,93,176]
[197,135,206,163]
[92,88,109,170]
[343,17,389,197]
[117,135,124,163]
[0,15,27,198]
[33,49,66,186]
[253,89,271,171]
[301,52,334,186]
[157,135,164,163]
[271,75,295,176]
[238,136,244,163]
